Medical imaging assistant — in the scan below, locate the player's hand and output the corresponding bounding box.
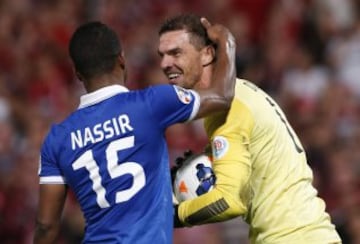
[170,150,194,184]
[200,17,235,49]
[200,17,236,104]
[171,152,194,228]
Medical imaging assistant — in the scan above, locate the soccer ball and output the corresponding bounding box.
[173,153,216,202]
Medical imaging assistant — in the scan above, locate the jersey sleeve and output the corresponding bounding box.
[178,99,254,226]
[38,125,66,184]
[145,85,200,129]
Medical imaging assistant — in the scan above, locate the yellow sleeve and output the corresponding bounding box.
[178,99,254,226]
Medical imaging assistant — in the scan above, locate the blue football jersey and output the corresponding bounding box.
[38,84,200,243]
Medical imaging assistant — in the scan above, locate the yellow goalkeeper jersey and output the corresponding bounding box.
[178,79,341,244]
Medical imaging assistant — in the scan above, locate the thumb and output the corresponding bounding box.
[201,17,211,29]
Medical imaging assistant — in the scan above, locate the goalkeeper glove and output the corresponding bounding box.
[173,204,185,228]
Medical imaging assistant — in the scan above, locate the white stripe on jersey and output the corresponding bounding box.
[40,176,66,184]
[187,90,200,121]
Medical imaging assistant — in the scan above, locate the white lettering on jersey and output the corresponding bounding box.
[71,114,134,150]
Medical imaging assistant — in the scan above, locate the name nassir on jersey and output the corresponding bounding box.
[71,114,134,150]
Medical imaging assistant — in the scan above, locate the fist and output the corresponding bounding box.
[201,18,235,47]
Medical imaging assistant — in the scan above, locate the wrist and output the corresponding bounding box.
[173,205,185,228]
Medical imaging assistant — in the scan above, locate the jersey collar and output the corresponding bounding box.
[78,85,129,109]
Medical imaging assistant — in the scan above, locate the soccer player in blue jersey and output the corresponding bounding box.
[33,19,236,244]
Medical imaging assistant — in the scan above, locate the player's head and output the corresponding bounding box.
[158,14,215,89]
[69,21,126,88]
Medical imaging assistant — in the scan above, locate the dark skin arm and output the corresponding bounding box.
[33,184,68,244]
[194,18,236,120]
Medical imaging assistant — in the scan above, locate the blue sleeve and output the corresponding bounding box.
[145,84,200,129]
[39,125,66,184]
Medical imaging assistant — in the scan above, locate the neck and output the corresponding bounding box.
[195,65,213,89]
[86,72,125,93]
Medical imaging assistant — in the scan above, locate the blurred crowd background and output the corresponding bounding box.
[0,0,359,243]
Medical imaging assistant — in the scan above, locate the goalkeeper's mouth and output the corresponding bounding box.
[166,73,182,85]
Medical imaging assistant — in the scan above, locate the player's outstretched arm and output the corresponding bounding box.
[194,18,236,120]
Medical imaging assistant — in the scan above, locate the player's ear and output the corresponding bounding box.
[117,51,126,70]
[76,71,84,82]
[201,45,215,67]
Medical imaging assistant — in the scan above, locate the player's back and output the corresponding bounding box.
[40,84,199,243]
[233,79,341,243]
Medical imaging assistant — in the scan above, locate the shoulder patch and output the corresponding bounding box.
[212,136,229,160]
[173,85,192,104]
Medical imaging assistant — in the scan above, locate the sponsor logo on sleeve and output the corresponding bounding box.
[212,136,229,159]
[173,85,192,104]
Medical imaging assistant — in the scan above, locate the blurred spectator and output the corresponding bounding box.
[280,45,330,124]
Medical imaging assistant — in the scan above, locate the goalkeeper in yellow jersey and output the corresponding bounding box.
[158,14,341,244]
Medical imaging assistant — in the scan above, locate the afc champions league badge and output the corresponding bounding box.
[212,136,229,159]
[173,86,192,104]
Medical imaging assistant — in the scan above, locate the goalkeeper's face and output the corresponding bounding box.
[158,30,210,89]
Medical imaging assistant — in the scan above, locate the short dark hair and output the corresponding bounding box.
[69,21,121,81]
[158,13,213,50]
